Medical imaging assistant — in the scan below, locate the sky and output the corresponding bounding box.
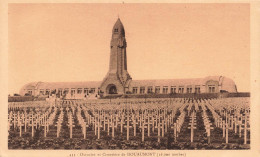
[8,3,250,94]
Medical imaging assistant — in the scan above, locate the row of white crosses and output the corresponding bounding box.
[8,101,53,111]
[55,109,64,137]
[205,102,237,143]
[194,103,199,112]
[67,110,75,138]
[76,107,88,139]
[187,103,193,116]
[143,104,178,142]
[8,97,250,145]
[29,107,52,137]
[93,107,124,140]
[41,112,50,138]
[203,102,230,143]
[207,98,250,144]
[188,111,197,143]
[221,98,249,144]
[8,103,58,138]
[78,101,184,142]
[204,102,221,128]
[9,110,32,137]
[42,107,57,137]
[142,108,166,142]
[8,112,13,135]
[82,106,93,129]
[8,104,21,111]
[200,103,214,143]
[171,103,187,142]
[14,111,24,137]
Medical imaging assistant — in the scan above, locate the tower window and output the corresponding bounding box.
[208,85,216,93]
[114,28,118,32]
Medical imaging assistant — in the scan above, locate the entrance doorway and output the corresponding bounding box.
[107,84,118,94]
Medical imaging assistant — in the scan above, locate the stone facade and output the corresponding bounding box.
[19,18,238,98]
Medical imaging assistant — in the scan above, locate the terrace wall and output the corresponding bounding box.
[8,92,250,102]
[103,92,250,99]
[8,96,47,102]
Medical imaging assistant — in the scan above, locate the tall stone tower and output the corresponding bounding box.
[100,18,132,95]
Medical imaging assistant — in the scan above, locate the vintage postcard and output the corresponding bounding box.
[0,0,260,157]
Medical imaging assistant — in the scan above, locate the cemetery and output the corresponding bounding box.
[8,97,250,150]
[7,7,252,152]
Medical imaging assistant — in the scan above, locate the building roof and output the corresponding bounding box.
[130,76,235,88]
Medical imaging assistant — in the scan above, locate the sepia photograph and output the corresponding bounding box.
[1,1,260,157]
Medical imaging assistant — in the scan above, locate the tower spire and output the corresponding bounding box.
[100,18,132,95]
